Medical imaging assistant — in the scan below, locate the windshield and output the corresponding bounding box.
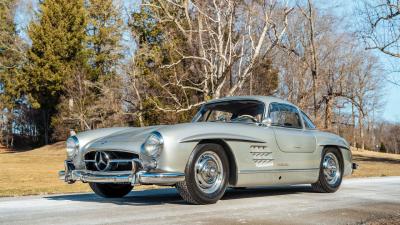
[192,100,265,124]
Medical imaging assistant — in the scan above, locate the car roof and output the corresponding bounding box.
[205,96,297,108]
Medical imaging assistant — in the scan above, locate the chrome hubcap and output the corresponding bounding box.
[323,152,341,185]
[194,151,223,194]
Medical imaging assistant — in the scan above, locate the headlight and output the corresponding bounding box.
[142,132,164,158]
[66,136,79,158]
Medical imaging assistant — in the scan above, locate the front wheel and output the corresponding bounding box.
[311,147,343,193]
[89,183,133,198]
[176,143,229,204]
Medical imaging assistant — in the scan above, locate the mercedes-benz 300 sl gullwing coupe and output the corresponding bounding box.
[59,96,356,204]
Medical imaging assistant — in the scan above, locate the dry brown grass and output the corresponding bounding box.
[0,142,92,197]
[350,148,400,178]
[0,143,399,197]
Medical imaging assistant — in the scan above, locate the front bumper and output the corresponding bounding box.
[59,160,185,185]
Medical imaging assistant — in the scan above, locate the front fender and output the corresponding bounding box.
[154,122,266,174]
[180,133,265,143]
[315,131,349,150]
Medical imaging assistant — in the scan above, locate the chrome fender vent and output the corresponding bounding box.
[250,145,273,167]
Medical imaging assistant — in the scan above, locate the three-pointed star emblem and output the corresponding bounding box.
[94,151,111,171]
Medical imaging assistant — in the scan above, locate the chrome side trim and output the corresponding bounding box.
[238,168,319,174]
[179,133,266,143]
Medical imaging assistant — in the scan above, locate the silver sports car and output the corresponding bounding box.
[59,96,356,204]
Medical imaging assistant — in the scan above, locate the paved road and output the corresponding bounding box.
[1,177,400,225]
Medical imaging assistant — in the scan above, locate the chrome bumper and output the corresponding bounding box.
[59,160,185,185]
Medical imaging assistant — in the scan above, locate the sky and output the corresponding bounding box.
[380,58,400,122]
[13,0,400,123]
[324,0,400,123]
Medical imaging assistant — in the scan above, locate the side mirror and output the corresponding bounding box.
[262,118,272,127]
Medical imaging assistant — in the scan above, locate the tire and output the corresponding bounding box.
[89,183,133,198]
[176,143,229,204]
[311,147,343,193]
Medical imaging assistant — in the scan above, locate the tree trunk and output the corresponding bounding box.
[137,109,144,127]
[324,97,331,129]
[352,102,356,148]
[359,112,364,150]
[249,73,253,95]
[132,78,144,127]
[10,136,14,148]
[312,72,317,118]
[308,0,318,119]
[42,110,49,145]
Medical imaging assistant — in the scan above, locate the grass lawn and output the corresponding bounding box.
[0,142,91,197]
[0,143,399,197]
[351,148,400,178]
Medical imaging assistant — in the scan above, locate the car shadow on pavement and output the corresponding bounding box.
[223,185,313,200]
[45,185,313,206]
[46,188,183,206]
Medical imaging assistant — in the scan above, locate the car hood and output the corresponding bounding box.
[78,122,266,155]
[80,125,164,154]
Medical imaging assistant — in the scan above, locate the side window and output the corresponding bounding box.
[268,103,302,129]
[300,111,316,129]
[268,103,281,126]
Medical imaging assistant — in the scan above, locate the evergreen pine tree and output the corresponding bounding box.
[0,0,25,147]
[51,0,125,138]
[25,0,87,144]
[87,0,123,80]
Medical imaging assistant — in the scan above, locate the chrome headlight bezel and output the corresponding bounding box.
[66,136,79,159]
[141,131,164,158]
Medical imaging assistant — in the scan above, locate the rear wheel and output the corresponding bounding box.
[89,183,133,198]
[176,143,229,204]
[312,147,343,193]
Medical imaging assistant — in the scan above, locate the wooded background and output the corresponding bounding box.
[0,0,399,154]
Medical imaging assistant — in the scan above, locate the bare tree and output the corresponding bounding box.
[357,0,400,85]
[276,2,340,123]
[133,0,293,113]
[52,67,127,140]
[344,54,382,149]
[123,57,145,127]
[300,0,318,118]
[275,2,385,149]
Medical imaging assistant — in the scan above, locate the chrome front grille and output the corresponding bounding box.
[84,151,139,172]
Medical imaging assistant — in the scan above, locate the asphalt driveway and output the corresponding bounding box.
[0,177,399,225]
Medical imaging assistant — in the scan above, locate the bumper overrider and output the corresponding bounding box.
[59,160,185,186]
